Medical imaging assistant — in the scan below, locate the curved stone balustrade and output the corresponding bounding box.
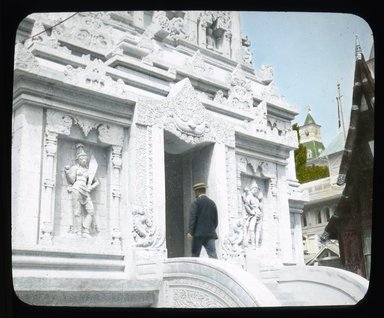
[159,257,281,308]
[258,265,369,306]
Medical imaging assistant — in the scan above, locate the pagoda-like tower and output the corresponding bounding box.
[299,106,326,166]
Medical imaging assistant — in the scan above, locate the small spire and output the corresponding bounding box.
[355,34,362,60]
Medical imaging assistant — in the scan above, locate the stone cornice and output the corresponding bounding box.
[201,99,255,121]
[21,41,298,126]
[27,42,171,97]
[235,131,297,164]
[105,54,177,82]
[13,69,134,127]
[175,39,257,75]
[267,102,299,121]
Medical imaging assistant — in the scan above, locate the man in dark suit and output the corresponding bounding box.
[187,182,218,259]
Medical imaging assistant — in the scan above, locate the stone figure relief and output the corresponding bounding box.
[241,182,264,248]
[132,207,156,247]
[213,90,226,104]
[206,26,216,50]
[64,143,100,238]
[222,218,246,268]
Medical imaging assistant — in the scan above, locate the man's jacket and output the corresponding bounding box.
[188,194,218,239]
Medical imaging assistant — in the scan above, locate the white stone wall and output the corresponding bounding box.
[12,9,305,280]
[12,105,44,246]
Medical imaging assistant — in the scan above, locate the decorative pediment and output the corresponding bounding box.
[52,12,115,53]
[226,64,253,110]
[184,50,213,75]
[238,156,275,179]
[14,43,40,73]
[63,59,127,96]
[136,78,235,146]
[254,64,274,85]
[46,109,124,146]
[261,81,289,106]
[166,78,210,138]
[23,19,72,55]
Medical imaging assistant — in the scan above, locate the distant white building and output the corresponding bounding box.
[300,107,346,267]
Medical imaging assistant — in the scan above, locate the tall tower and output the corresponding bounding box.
[299,106,326,166]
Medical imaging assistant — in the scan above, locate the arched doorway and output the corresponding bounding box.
[164,130,213,257]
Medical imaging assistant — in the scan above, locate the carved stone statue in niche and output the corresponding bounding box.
[64,143,99,238]
[205,21,225,50]
[241,182,264,248]
[206,26,216,50]
[201,11,231,51]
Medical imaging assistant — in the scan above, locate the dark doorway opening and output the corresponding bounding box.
[165,152,186,257]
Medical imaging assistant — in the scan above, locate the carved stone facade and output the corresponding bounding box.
[11,11,366,308]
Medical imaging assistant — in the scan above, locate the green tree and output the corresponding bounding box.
[293,124,329,183]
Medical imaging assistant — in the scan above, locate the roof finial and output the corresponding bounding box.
[307,105,312,113]
[355,34,362,60]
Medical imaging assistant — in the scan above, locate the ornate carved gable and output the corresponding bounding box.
[14,43,40,73]
[46,109,124,146]
[52,12,115,53]
[261,81,289,106]
[184,50,213,75]
[226,64,253,110]
[166,78,209,137]
[136,78,235,146]
[63,58,127,96]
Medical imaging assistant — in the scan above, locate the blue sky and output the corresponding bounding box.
[240,11,374,147]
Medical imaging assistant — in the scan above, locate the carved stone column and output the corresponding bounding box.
[225,146,238,220]
[97,124,125,248]
[39,130,58,244]
[222,31,232,57]
[275,168,293,263]
[110,145,123,248]
[198,23,208,48]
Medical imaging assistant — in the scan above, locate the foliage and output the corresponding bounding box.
[297,164,330,183]
[292,124,330,184]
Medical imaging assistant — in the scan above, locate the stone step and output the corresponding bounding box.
[12,248,125,272]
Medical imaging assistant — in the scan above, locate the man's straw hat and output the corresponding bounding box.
[192,182,207,191]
